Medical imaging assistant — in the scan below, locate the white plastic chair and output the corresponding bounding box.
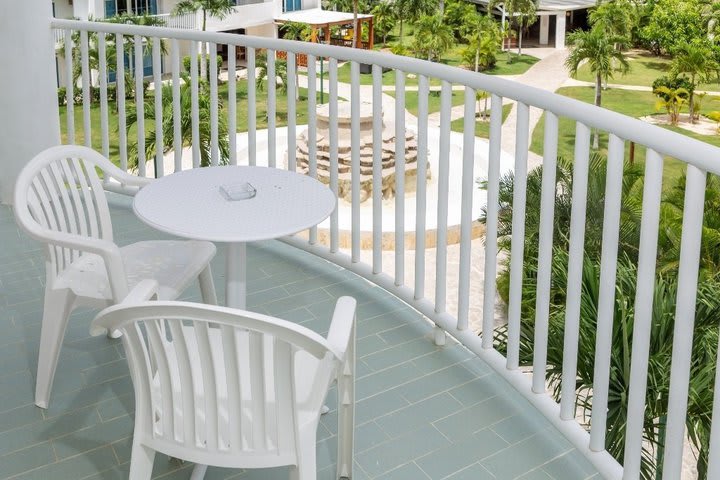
[13,145,218,409]
[91,280,356,480]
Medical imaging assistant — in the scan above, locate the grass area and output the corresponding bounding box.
[385,89,465,116]
[574,50,720,91]
[320,46,538,88]
[450,103,514,139]
[60,79,323,167]
[530,86,720,184]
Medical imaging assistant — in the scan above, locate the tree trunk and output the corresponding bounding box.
[439,0,445,14]
[483,94,489,121]
[689,76,695,124]
[352,0,358,49]
[593,73,602,149]
[518,24,523,57]
[399,18,404,44]
[200,10,207,80]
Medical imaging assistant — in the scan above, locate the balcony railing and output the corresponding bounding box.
[50,18,720,479]
[152,12,197,30]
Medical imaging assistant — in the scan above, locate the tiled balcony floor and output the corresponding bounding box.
[0,198,600,480]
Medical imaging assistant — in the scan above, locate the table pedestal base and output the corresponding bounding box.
[226,242,246,309]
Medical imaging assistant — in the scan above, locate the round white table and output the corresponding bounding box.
[133,166,337,309]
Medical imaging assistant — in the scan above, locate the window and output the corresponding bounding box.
[105,0,157,17]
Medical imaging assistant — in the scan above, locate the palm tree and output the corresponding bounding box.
[565,27,630,147]
[173,0,235,79]
[462,14,502,72]
[671,41,719,123]
[411,14,454,61]
[488,0,537,57]
[653,86,689,125]
[125,76,230,170]
[371,1,396,46]
[394,0,434,43]
[588,0,636,40]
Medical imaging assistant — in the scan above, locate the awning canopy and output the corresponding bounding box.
[274,8,373,27]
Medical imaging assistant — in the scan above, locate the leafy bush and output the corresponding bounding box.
[57,87,67,106]
[389,42,409,57]
[652,75,694,100]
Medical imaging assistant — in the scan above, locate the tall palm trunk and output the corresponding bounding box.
[352,0,358,49]
[689,74,696,123]
[200,10,208,80]
[518,24,523,57]
[593,72,602,148]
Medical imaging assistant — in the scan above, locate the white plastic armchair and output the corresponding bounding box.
[13,145,218,408]
[91,282,356,480]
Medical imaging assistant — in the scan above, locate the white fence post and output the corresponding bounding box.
[0,0,60,205]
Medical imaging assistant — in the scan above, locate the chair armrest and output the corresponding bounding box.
[326,296,357,361]
[101,162,152,190]
[90,280,159,336]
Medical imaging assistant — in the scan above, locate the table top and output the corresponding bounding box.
[133,166,336,243]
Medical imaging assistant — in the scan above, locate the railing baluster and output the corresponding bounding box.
[190,40,200,168]
[590,134,625,451]
[152,38,163,177]
[247,47,256,166]
[351,61,360,262]
[64,29,75,145]
[307,55,318,245]
[559,122,591,418]
[115,33,127,173]
[372,64,383,274]
[531,111,558,393]
[329,58,339,253]
[506,102,530,369]
[457,87,475,330]
[287,52,297,172]
[171,39,182,172]
[482,93,503,345]
[98,33,110,159]
[228,45,237,166]
[80,30,91,148]
[134,35,146,177]
[414,75,429,300]
[662,165,707,478]
[267,50,276,168]
[435,81,451,314]
[394,71,406,286]
[622,149,663,477]
[209,44,219,166]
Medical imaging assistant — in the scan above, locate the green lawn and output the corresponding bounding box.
[320,47,538,88]
[574,51,720,91]
[60,80,323,167]
[530,86,720,183]
[386,89,465,116]
[450,103,514,139]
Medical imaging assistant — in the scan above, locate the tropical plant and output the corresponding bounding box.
[653,86,689,125]
[488,0,537,57]
[482,156,720,478]
[443,0,480,40]
[256,52,289,94]
[565,27,630,147]
[371,1,396,46]
[125,76,230,170]
[173,0,235,79]
[640,0,705,54]
[671,41,719,123]
[588,0,637,40]
[411,14,454,61]
[462,15,502,72]
[394,0,435,43]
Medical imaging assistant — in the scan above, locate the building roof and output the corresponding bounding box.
[274,8,373,27]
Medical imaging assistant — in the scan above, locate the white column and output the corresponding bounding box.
[555,12,567,49]
[0,0,61,205]
[73,0,91,20]
[539,15,549,45]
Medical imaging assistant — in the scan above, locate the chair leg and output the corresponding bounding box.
[337,326,355,479]
[35,288,75,409]
[190,464,208,480]
[128,440,156,480]
[289,434,317,480]
[198,265,218,306]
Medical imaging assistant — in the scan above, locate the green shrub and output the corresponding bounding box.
[57,87,67,106]
[652,75,694,100]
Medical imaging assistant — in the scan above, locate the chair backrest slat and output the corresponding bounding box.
[145,321,176,441]
[220,324,243,450]
[194,321,220,451]
[167,319,197,447]
[248,331,267,451]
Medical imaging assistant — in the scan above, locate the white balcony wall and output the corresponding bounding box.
[0,0,60,204]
